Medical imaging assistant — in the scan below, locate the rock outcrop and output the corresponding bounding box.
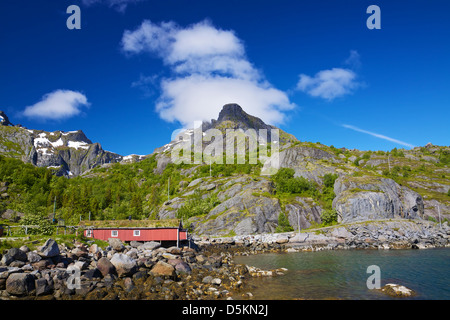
[333,176,424,223]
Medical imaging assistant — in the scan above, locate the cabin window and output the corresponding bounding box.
[86,229,93,237]
[111,230,118,237]
[133,230,140,237]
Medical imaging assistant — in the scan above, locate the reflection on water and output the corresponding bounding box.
[234,248,450,300]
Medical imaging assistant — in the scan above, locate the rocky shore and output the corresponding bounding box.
[0,238,261,300]
[195,219,450,253]
[1,219,449,300]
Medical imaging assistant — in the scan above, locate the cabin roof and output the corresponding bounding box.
[79,219,181,229]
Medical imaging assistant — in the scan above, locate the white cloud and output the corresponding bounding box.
[156,75,293,126]
[297,51,362,101]
[23,90,90,121]
[121,20,295,127]
[297,68,359,101]
[82,0,145,12]
[344,50,361,69]
[342,124,415,148]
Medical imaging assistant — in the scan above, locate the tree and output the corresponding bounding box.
[130,194,143,218]
[275,212,293,233]
[321,209,338,226]
[323,173,338,189]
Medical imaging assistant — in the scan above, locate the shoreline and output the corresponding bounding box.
[194,219,450,254]
[1,219,449,301]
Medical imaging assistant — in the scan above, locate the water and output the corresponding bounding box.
[234,248,450,300]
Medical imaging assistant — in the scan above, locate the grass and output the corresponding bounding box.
[0,233,105,251]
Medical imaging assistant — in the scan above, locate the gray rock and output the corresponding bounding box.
[110,253,136,277]
[174,261,191,274]
[138,241,161,251]
[7,248,28,262]
[108,238,125,252]
[35,277,53,296]
[330,227,353,239]
[129,241,143,248]
[202,275,213,284]
[333,176,424,223]
[37,238,60,258]
[188,178,203,188]
[6,273,35,296]
[26,251,42,263]
[1,253,14,266]
[19,245,30,253]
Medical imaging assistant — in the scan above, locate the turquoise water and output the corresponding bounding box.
[234,248,450,300]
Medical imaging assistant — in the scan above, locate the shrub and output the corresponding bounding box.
[275,212,293,233]
[323,173,338,189]
[320,209,338,226]
[272,168,316,194]
[176,191,220,220]
[21,213,54,235]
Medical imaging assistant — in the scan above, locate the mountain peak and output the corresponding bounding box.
[214,103,270,131]
[217,103,246,122]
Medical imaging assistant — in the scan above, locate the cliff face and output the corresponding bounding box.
[332,176,424,223]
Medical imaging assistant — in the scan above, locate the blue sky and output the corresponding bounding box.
[0,0,449,156]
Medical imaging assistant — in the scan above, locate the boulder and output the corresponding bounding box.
[110,253,136,277]
[330,227,353,239]
[138,241,161,251]
[82,268,103,280]
[7,248,28,262]
[19,245,30,253]
[6,273,35,296]
[1,253,14,266]
[89,243,100,255]
[35,277,53,296]
[150,261,175,277]
[37,238,60,258]
[108,238,125,252]
[129,241,143,248]
[381,283,415,298]
[96,257,116,277]
[174,261,192,274]
[27,251,42,263]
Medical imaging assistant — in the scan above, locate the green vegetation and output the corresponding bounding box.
[176,190,220,221]
[272,168,316,195]
[320,209,338,226]
[0,154,193,226]
[275,211,294,233]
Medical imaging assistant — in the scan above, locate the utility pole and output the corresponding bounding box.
[52,196,57,223]
[388,154,391,173]
[438,205,442,229]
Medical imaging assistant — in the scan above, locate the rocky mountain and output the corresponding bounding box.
[142,104,449,235]
[0,111,138,177]
[0,105,449,236]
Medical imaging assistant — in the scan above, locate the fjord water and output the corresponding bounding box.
[234,248,450,300]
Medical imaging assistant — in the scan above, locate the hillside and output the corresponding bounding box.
[0,105,449,236]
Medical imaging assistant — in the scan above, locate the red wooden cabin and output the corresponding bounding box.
[80,219,188,245]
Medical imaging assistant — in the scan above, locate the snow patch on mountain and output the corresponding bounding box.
[68,140,90,150]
